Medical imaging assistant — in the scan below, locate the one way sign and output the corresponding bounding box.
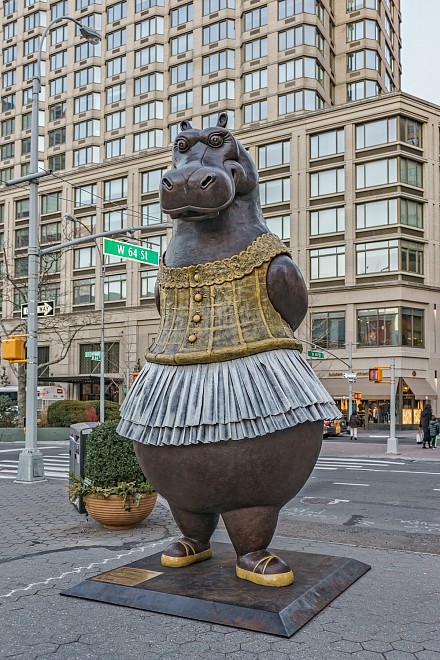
[21,300,55,319]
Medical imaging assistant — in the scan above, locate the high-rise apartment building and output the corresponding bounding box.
[1,0,438,426]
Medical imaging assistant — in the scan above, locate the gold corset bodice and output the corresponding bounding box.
[145,233,302,365]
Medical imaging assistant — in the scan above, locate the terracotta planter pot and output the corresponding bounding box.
[84,492,157,530]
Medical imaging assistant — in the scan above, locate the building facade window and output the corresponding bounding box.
[108,1,127,23]
[310,245,345,279]
[202,110,234,128]
[279,90,324,115]
[356,158,397,188]
[243,100,267,123]
[171,2,193,27]
[134,73,163,95]
[347,49,380,72]
[356,117,397,149]
[310,207,345,235]
[104,274,126,302]
[140,269,158,298]
[50,76,67,96]
[1,143,15,160]
[311,311,345,348]
[170,33,193,55]
[310,128,344,158]
[16,199,30,219]
[72,215,96,237]
[259,178,290,205]
[279,25,324,51]
[347,0,378,9]
[15,227,29,249]
[104,177,127,200]
[41,252,61,274]
[401,308,424,347]
[202,50,234,75]
[141,202,165,225]
[74,92,100,113]
[75,41,101,61]
[135,45,164,68]
[278,0,323,20]
[41,191,62,214]
[74,246,96,269]
[171,61,193,84]
[135,16,164,39]
[358,307,398,347]
[136,0,165,9]
[243,6,267,30]
[106,83,125,104]
[356,239,424,276]
[80,342,119,373]
[142,168,166,194]
[278,57,324,83]
[258,141,290,169]
[3,70,16,87]
[105,137,125,158]
[48,127,66,146]
[106,111,125,131]
[74,119,100,140]
[347,19,379,42]
[265,214,290,243]
[243,37,268,62]
[107,56,126,77]
[1,118,15,138]
[73,278,95,305]
[107,28,126,50]
[400,158,423,187]
[74,185,97,207]
[1,93,15,111]
[347,80,379,101]
[41,221,61,243]
[170,91,193,113]
[244,69,267,93]
[311,168,345,197]
[134,129,163,151]
[48,154,66,171]
[203,19,235,45]
[203,0,234,13]
[74,66,101,87]
[134,100,163,123]
[49,101,66,121]
[73,146,100,167]
[202,80,234,104]
[103,209,128,230]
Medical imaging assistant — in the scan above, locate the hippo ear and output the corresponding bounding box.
[179,119,192,131]
[217,113,228,128]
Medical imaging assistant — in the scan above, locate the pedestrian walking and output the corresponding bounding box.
[372,404,378,424]
[428,416,439,449]
[349,411,361,439]
[420,403,433,448]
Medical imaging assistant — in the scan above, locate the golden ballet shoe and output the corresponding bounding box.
[161,538,212,568]
[236,553,294,587]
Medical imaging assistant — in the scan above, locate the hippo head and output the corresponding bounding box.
[160,113,259,222]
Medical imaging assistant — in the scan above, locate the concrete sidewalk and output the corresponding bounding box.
[322,429,440,462]
[0,442,439,659]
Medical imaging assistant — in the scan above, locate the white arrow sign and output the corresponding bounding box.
[21,300,55,319]
[342,372,357,381]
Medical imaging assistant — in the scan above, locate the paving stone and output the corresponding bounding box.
[331,640,364,653]
[423,641,440,653]
[392,641,426,653]
[415,653,440,660]
[384,651,421,659]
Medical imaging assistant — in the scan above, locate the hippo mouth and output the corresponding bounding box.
[163,196,235,222]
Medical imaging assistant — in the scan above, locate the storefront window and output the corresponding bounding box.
[357,307,398,346]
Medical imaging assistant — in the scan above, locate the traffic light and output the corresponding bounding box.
[1,335,26,363]
[369,367,382,382]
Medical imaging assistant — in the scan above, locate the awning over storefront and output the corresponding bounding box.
[403,377,438,400]
[321,378,397,399]
[37,375,123,384]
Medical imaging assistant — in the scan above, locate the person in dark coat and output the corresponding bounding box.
[420,403,433,448]
[428,416,439,449]
[349,412,361,439]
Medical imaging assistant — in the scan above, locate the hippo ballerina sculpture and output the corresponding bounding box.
[117,114,339,587]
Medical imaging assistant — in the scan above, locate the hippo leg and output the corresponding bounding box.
[161,506,219,568]
[222,505,293,587]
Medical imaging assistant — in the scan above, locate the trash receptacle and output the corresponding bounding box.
[69,422,99,513]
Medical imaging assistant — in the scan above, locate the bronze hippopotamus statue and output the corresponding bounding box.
[118,114,338,587]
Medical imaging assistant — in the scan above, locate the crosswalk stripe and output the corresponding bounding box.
[0,454,69,480]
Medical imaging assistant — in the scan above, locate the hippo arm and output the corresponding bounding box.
[266,255,308,332]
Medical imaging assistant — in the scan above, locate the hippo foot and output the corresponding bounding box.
[161,537,212,568]
[236,550,294,587]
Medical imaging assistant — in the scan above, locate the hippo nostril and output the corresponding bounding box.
[200,174,216,190]
[162,177,173,191]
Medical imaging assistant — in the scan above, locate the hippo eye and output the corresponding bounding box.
[208,133,224,148]
[176,138,189,152]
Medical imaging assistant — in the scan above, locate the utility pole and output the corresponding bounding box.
[100,251,105,424]
[387,358,399,454]
[347,340,353,423]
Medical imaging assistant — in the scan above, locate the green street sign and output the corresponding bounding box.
[85,351,101,360]
[103,238,159,266]
[307,350,325,359]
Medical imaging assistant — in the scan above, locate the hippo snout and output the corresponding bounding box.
[160,164,235,221]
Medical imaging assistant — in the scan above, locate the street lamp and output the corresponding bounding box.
[64,214,106,426]
[6,17,101,483]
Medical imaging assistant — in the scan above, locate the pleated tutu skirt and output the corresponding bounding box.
[117,349,340,447]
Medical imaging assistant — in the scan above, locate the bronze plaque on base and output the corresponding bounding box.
[61,543,370,637]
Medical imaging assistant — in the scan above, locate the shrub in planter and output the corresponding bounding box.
[47,400,120,426]
[69,420,155,515]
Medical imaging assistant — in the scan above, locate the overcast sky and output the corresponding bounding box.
[400,0,440,106]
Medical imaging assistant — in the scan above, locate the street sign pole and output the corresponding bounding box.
[348,340,353,423]
[387,358,399,454]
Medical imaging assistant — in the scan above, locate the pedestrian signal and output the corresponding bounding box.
[369,367,382,382]
[1,336,26,363]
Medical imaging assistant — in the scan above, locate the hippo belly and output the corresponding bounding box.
[134,421,322,514]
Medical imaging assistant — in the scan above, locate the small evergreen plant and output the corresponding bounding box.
[69,420,153,510]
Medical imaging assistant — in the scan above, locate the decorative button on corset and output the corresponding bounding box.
[193,273,200,282]
[192,314,201,323]
[188,334,197,343]
[194,293,202,302]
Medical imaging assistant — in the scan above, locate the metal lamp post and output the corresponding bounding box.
[64,215,106,424]
[6,17,101,483]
